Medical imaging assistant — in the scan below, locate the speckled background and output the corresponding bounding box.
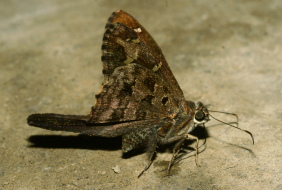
[1,1,281,189]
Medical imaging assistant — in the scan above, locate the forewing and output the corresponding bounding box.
[89,64,180,123]
[101,10,185,103]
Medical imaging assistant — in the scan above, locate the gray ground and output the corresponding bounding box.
[1,1,281,189]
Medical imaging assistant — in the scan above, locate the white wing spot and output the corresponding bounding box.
[134,28,142,33]
[124,56,134,64]
[132,38,140,44]
[153,62,163,72]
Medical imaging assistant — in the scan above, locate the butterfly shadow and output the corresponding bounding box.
[206,123,255,156]
[27,126,209,159]
[28,134,122,151]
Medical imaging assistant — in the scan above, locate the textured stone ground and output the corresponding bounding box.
[1,1,281,189]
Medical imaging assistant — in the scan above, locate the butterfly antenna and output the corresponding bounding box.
[209,110,239,126]
[208,113,254,145]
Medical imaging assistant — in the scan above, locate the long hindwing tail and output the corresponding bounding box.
[27,113,118,136]
[27,113,172,138]
[27,114,92,133]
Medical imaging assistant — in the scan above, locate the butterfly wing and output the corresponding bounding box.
[93,10,192,124]
[101,10,186,104]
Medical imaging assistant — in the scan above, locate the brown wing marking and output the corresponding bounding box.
[89,64,181,123]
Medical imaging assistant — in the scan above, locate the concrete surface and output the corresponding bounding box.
[1,0,281,189]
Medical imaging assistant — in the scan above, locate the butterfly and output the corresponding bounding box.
[27,10,253,177]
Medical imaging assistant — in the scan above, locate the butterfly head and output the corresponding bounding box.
[193,101,210,125]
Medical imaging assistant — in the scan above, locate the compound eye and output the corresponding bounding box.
[195,110,206,122]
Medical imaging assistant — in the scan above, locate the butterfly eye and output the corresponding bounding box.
[195,110,206,122]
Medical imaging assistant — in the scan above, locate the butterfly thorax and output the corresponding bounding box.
[158,101,209,142]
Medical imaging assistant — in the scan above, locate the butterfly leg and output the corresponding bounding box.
[167,138,185,176]
[167,134,200,176]
[138,145,157,178]
[186,134,200,167]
